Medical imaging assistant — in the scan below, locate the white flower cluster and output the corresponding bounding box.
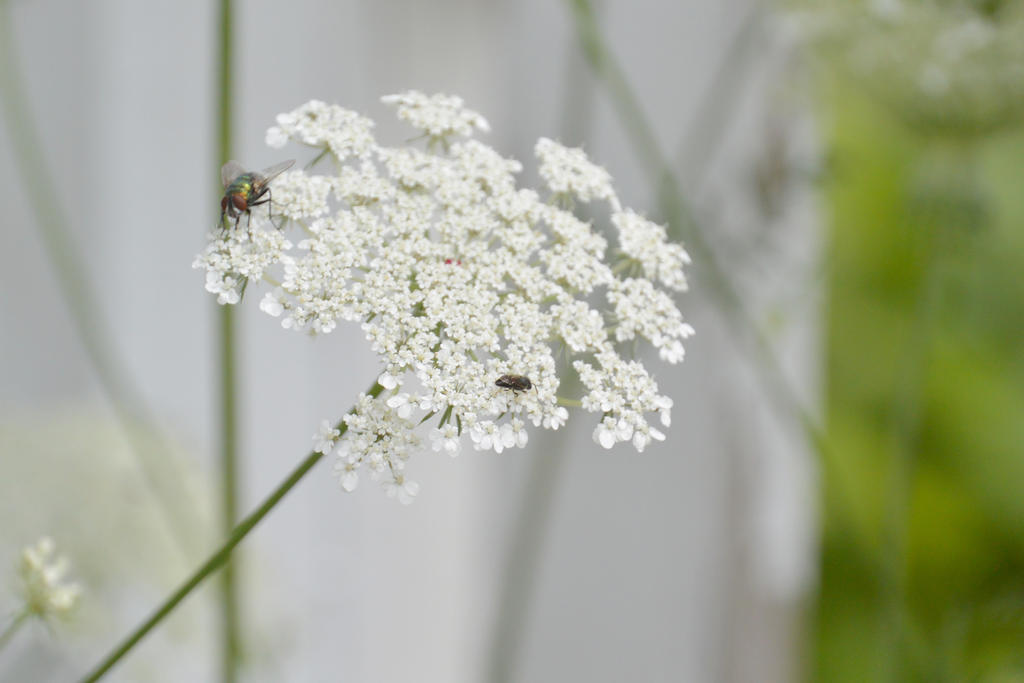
[535,137,617,204]
[194,91,694,503]
[202,230,291,304]
[265,100,376,161]
[18,537,80,620]
[330,392,422,504]
[612,210,691,291]
[381,91,490,139]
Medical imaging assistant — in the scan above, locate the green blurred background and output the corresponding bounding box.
[809,2,1024,678]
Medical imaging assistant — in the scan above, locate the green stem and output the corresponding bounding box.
[878,228,942,681]
[486,23,598,681]
[488,374,582,683]
[610,258,635,276]
[80,381,383,683]
[214,1,240,680]
[567,0,664,185]
[565,0,872,548]
[0,0,201,561]
[674,4,764,186]
[0,609,30,652]
[218,305,241,682]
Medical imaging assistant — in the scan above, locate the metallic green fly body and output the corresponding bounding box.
[219,159,295,232]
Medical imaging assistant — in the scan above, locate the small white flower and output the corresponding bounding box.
[593,417,618,449]
[382,91,490,139]
[265,125,289,149]
[259,289,285,317]
[268,100,376,161]
[469,420,501,453]
[542,405,569,430]
[334,457,360,492]
[655,395,673,427]
[386,476,420,505]
[271,171,333,221]
[386,392,416,419]
[430,424,462,456]
[535,137,618,206]
[18,537,80,620]
[313,419,340,454]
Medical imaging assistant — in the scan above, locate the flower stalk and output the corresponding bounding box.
[81,382,383,682]
[0,609,29,653]
[214,0,241,679]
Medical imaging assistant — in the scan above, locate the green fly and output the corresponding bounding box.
[219,159,295,232]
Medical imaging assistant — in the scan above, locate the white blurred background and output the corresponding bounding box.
[0,0,818,681]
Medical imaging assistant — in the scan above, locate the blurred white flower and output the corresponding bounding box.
[0,410,217,678]
[194,92,695,501]
[385,476,421,506]
[381,91,490,139]
[788,1,1024,133]
[17,537,80,621]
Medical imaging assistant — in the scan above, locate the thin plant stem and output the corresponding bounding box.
[567,0,793,409]
[0,609,30,652]
[79,381,384,683]
[0,0,201,561]
[571,3,946,674]
[214,0,241,680]
[485,26,599,677]
[674,4,765,187]
[877,226,942,681]
[218,308,241,683]
[565,0,871,546]
[485,395,576,683]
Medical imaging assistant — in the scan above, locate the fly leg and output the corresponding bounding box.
[219,200,234,236]
[249,190,278,229]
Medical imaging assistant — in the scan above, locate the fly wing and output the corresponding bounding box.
[255,159,296,186]
[221,160,248,188]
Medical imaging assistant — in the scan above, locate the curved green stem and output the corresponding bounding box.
[80,381,383,682]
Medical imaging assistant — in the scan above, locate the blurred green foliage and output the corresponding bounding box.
[814,76,1024,681]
